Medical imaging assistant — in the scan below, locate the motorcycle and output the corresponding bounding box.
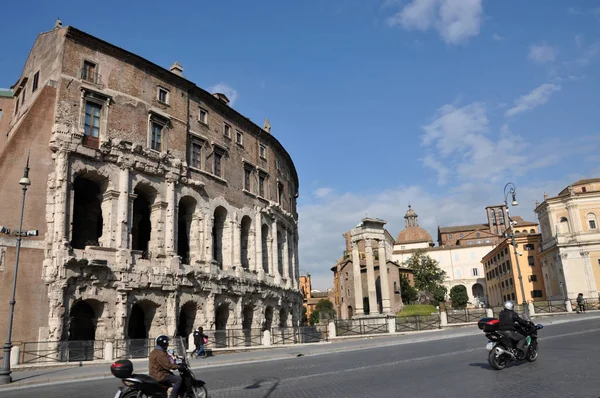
[110,337,208,398]
[478,313,543,370]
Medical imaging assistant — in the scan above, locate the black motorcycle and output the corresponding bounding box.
[110,339,208,398]
[478,314,543,370]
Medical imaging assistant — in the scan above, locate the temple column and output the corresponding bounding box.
[377,239,391,313]
[116,167,130,249]
[351,241,364,316]
[365,238,377,314]
[283,228,290,286]
[233,213,241,269]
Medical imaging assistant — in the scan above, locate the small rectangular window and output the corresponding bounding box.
[213,151,222,177]
[83,101,102,148]
[158,87,169,104]
[199,108,208,124]
[236,131,243,145]
[275,158,281,170]
[258,174,266,197]
[528,274,538,282]
[590,220,597,229]
[32,71,39,92]
[259,144,267,159]
[82,61,97,83]
[223,123,231,137]
[244,168,251,191]
[528,256,535,266]
[150,122,163,151]
[190,140,203,169]
[472,268,478,277]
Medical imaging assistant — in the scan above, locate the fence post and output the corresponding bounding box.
[565,300,573,312]
[328,321,337,338]
[262,330,271,346]
[10,346,19,366]
[528,302,536,316]
[104,342,114,362]
[387,317,396,334]
[440,310,448,327]
[485,308,493,318]
[188,332,195,352]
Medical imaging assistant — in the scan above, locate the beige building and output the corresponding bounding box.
[0,21,302,347]
[483,225,546,307]
[534,178,600,300]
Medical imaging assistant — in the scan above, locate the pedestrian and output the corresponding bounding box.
[576,293,585,314]
[193,326,208,358]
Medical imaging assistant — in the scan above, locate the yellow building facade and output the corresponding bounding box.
[483,225,546,307]
[535,179,600,300]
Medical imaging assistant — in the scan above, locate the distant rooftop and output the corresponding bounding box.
[0,89,13,98]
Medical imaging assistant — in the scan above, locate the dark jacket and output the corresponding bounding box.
[577,296,584,304]
[498,309,529,332]
[148,346,179,382]
[193,330,207,346]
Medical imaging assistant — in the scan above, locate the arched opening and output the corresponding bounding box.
[529,229,535,233]
[347,306,353,319]
[277,229,284,276]
[264,306,273,330]
[176,301,197,348]
[127,300,157,357]
[472,283,484,298]
[67,300,102,361]
[559,217,570,234]
[132,185,156,252]
[213,206,228,269]
[278,307,288,327]
[261,224,269,273]
[242,304,254,346]
[215,303,229,348]
[177,196,196,264]
[240,216,252,269]
[71,175,105,249]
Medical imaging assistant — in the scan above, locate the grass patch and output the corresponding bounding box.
[396,304,437,317]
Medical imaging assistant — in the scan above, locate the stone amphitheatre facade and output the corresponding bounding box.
[0,22,302,346]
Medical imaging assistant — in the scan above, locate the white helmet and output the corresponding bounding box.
[504,300,514,311]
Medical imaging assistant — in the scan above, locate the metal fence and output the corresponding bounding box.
[571,297,600,311]
[271,326,328,345]
[19,340,104,364]
[395,315,440,332]
[335,317,389,336]
[206,329,263,348]
[445,309,487,324]
[532,300,565,314]
[113,338,154,359]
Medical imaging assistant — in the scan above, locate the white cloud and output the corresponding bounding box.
[505,83,561,117]
[207,83,239,106]
[422,155,450,185]
[528,44,558,64]
[492,33,504,42]
[314,187,334,198]
[386,0,484,45]
[567,7,584,15]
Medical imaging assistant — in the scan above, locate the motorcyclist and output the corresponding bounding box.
[497,300,530,359]
[149,335,182,398]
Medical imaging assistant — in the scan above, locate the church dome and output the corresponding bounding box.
[395,205,433,244]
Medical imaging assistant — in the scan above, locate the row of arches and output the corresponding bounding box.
[69,172,296,277]
[67,298,293,343]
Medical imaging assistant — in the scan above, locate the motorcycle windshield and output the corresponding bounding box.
[518,312,532,322]
[172,336,191,366]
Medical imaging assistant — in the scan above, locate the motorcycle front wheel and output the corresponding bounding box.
[526,345,538,362]
[188,385,208,398]
[488,349,507,370]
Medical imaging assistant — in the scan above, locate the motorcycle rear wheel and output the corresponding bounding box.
[488,349,507,370]
[188,385,208,398]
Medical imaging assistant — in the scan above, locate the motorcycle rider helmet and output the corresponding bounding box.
[504,300,514,311]
[156,335,170,349]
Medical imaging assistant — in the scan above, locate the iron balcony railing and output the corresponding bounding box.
[80,68,102,85]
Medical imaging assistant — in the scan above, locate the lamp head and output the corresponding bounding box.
[19,177,31,186]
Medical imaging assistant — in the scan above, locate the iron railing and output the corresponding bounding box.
[80,68,102,85]
[395,315,440,332]
[271,326,327,345]
[19,340,104,364]
[206,329,263,348]
[445,308,487,324]
[532,300,565,314]
[113,338,154,359]
[335,317,389,336]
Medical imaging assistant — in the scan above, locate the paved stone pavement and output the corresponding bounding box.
[1,315,599,397]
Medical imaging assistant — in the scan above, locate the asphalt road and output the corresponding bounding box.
[3,317,600,398]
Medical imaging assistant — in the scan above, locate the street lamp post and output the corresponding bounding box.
[0,155,32,385]
[503,182,529,316]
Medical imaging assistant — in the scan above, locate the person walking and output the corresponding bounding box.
[576,293,585,314]
[193,326,208,358]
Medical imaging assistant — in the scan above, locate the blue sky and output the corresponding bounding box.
[2,1,599,290]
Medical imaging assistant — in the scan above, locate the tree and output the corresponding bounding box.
[400,275,418,304]
[309,299,335,325]
[449,285,469,308]
[404,250,447,303]
[301,306,308,325]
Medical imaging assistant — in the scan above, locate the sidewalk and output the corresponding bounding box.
[2,311,599,391]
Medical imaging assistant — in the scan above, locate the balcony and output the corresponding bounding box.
[80,68,102,86]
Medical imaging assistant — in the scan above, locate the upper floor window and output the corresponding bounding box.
[150,122,163,151]
[81,60,99,84]
[275,158,281,170]
[524,243,535,251]
[199,108,208,124]
[258,172,267,198]
[83,102,101,148]
[448,234,452,239]
[223,123,231,138]
[278,181,284,206]
[244,167,252,191]
[582,187,587,193]
[0,109,3,121]
[236,130,243,145]
[472,268,479,277]
[32,71,39,93]
[259,144,267,159]
[190,139,203,169]
[213,148,224,178]
[587,213,598,230]
[157,87,169,104]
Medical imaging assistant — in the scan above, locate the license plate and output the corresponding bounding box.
[485,342,495,351]
[113,390,122,398]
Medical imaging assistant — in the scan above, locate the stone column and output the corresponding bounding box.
[249,226,257,272]
[272,219,280,281]
[100,191,119,248]
[294,230,300,288]
[206,295,216,330]
[150,202,168,256]
[290,231,297,288]
[205,215,214,263]
[365,238,377,314]
[165,179,177,255]
[166,293,178,336]
[233,213,241,269]
[127,193,137,248]
[566,202,581,233]
[117,167,130,249]
[377,239,391,313]
[54,150,70,246]
[283,228,290,282]
[351,241,364,316]
[255,211,264,277]
[189,214,202,264]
